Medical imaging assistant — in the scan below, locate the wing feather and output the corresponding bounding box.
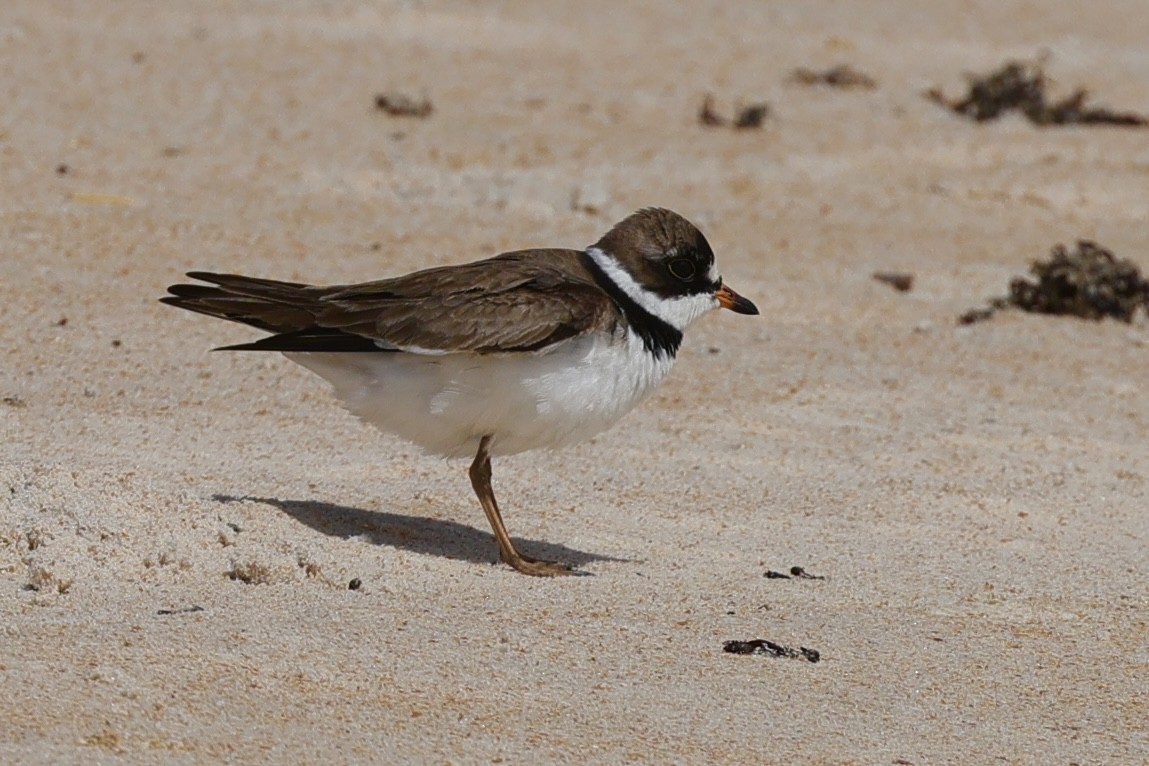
[162,249,616,354]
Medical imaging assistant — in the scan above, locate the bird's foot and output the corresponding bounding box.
[500,551,585,577]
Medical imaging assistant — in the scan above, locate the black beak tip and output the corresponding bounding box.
[717,283,759,316]
[732,295,760,315]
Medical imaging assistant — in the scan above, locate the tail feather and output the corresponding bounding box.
[184,271,310,295]
[216,330,379,352]
[162,271,376,350]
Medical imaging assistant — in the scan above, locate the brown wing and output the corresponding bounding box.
[162,249,617,354]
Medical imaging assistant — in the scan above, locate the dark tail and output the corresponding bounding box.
[161,272,377,351]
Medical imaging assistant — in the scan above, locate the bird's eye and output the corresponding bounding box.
[667,258,696,281]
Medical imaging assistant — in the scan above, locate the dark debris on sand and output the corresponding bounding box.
[733,103,770,129]
[374,92,434,119]
[699,94,770,130]
[873,271,915,293]
[723,639,821,662]
[764,565,827,580]
[960,241,1149,325]
[789,64,878,90]
[926,60,1148,127]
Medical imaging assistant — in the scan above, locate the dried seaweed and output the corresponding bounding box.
[699,94,726,127]
[699,95,770,129]
[723,639,821,662]
[733,104,770,129]
[764,566,826,580]
[960,241,1149,324]
[927,60,1148,127]
[790,64,878,90]
[374,92,433,118]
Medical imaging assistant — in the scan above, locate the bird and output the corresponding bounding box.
[162,207,758,576]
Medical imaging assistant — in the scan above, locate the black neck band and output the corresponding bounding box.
[582,251,682,358]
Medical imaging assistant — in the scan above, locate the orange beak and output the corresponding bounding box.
[716,282,759,315]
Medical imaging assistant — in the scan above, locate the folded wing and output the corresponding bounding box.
[161,250,613,354]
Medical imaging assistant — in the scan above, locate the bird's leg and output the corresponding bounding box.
[469,436,576,577]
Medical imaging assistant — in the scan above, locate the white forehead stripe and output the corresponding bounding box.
[586,246,719,332]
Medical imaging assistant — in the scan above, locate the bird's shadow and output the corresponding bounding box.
[212,494,628,570]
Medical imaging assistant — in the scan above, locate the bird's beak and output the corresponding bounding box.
[716,282,759,315]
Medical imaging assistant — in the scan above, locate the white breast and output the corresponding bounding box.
[285,329,675,459]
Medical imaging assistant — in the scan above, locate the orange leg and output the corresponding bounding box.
[469,436,577,577]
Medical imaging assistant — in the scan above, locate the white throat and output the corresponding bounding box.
[585,246,719,331]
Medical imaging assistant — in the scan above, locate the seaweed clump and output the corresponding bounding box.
[927,60,1148,127]
[960,241,1149,324]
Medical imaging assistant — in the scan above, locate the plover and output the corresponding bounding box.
[163,208,758,576]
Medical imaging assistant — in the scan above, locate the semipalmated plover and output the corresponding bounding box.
[163,208,758,576]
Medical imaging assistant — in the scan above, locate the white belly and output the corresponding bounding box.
[285,331,674,459]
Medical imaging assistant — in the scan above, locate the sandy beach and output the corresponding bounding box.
[3,1,1148,762]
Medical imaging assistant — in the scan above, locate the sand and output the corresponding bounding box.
[2,1,1148,763]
